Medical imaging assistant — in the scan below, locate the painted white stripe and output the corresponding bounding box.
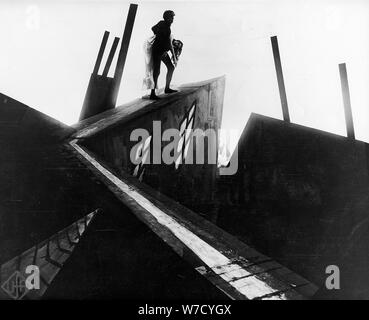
[70,140,287,300]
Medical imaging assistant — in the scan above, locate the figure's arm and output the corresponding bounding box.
[151,22,160,34]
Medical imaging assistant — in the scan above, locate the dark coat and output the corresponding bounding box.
[151,20,172,54]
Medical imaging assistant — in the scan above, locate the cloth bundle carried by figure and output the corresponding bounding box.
[171,39,183,65]
[142,35,156,90]
[142,36,184,90]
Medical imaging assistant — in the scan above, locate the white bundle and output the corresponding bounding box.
[142,35,156,90]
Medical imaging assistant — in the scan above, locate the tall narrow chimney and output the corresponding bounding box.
[271,36,290,123]
[339,63,355,140]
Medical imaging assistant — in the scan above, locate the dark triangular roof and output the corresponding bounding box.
[0,92,75,143]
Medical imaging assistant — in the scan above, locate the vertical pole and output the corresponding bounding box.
[93,31,110,75]
[102,37,120,77]
[112,3,138,106]
[339,63,355,140]
[271,36,290,123]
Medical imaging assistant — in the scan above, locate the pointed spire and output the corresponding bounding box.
[0,209,100,300]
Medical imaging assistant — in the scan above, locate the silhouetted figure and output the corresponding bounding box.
[150,10,178,100]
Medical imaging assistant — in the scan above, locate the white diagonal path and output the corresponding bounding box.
[70,139,287,300]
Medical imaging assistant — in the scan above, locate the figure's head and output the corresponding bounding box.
[163,10,175,24]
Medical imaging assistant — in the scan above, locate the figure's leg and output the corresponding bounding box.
[162,54,177,93]
[151,52,162,99]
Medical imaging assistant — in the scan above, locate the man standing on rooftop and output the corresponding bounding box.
[149,10,178,100]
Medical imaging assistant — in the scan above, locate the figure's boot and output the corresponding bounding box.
[164,88,178,94]
[150,89,160,100]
